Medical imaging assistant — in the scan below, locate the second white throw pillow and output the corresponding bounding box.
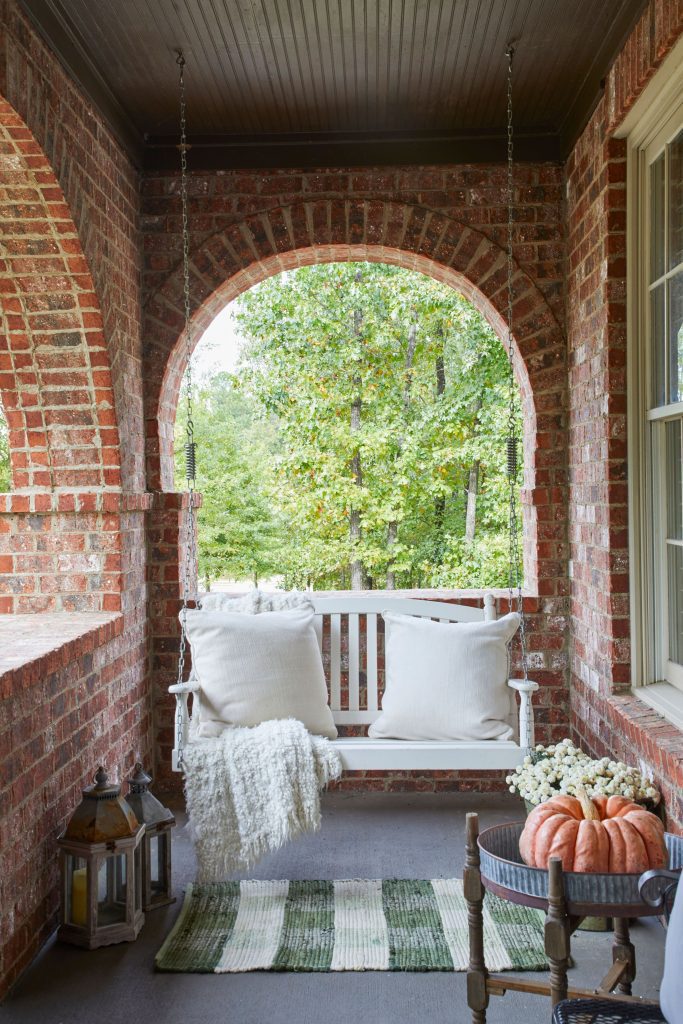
[368,612,520,742]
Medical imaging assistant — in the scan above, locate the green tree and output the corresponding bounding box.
[174,373,283,589]
[232,262,521,589]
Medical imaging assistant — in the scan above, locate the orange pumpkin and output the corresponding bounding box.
[519,789,667,873]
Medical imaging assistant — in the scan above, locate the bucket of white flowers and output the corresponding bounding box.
[506,737,662,930]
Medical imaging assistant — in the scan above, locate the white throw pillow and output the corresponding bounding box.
[184,607,337,739]
[368,612,520,742]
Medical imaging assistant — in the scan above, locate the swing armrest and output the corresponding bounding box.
[507,678,539,694]
[169,679,200,773]
[169,679,200,694]
[507,678,539,751]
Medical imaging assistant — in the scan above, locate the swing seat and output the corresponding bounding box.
[170,593,538,772]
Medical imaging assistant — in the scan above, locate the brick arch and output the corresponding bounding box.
[0,96,121,492]
[144,199,567,592]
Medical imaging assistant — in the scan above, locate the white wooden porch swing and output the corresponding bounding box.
[169,48,539,777]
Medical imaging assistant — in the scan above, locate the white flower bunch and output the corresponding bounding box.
[506,738,660,807]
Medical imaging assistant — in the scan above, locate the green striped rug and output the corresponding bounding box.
[156,879,548,973]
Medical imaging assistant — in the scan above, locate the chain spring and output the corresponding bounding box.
[504,45,528,684]
[506,435,518,480]
[174,51,198,767]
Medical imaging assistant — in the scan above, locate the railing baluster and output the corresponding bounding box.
[348,613,360,711]
[366,613,378,712]
[330,613,341,710]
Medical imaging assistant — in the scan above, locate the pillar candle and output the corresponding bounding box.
[71,867,87,926]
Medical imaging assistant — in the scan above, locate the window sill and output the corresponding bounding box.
[634,681,683,733]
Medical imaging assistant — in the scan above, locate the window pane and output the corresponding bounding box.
[652,283,666,406]
[667,420,683,539]
[668,543,683,666]
[669,271,683,403]
[669,128,683,271]
[651,152,665,282]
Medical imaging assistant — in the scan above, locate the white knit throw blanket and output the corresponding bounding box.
[183,718,342,881]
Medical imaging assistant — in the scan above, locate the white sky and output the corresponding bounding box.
[194,302,245,379]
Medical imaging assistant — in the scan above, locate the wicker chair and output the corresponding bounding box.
[552,870,680,1024]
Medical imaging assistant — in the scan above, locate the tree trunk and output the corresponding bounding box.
[386,320,418,588]
[386,521,398,590]
[350,274,365,591]
[464,394,484,543]
[434,340,446,531]
[465,461,480,543]
[350,415,364,590]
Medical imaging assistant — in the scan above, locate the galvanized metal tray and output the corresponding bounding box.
[478,821,683,917]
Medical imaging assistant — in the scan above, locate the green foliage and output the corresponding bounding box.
[0,408,10,492]
[177,262,523,590]
[174,374,282,589]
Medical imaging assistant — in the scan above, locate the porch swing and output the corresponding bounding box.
[169,48,539,776]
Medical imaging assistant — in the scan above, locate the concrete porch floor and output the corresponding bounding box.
[1,793,666,1024]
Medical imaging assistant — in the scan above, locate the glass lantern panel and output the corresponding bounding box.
[134,843,142,912]
[66,854,89,927]
[149,834,160,886]
[97,854,127,927]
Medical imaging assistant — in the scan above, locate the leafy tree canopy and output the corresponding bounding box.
[175,262,522,590]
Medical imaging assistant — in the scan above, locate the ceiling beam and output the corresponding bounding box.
[143,130,562,172]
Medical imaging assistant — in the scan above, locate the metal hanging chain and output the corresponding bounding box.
[504,45,528,682]
[174,50,198,765]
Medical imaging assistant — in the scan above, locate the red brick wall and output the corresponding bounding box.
[140,179,570,791]
[0,3,152,999]
[0,616,153,997]
[0,97,120,496]
[1,0,145,492]
[566,0,683,832]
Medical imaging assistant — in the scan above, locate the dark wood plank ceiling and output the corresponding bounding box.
[19,0,648,169]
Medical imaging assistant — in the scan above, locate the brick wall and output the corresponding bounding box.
[0,3,152,999]
[566,0,683,832]
[1,0,145,493]
[0,615,153,996]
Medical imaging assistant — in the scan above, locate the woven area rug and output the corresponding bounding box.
[156,879,547,973]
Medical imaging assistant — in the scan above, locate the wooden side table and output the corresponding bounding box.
[464,813,681,1023]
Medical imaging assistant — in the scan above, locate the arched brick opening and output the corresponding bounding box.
[0,96,124,611]
[0,96,121,492]
[144,199,568,787]
[144,200,567,594]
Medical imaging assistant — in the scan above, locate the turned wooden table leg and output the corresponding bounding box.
[612,917,636,995]
[545,856,570,1007]
[465,813,489,1024]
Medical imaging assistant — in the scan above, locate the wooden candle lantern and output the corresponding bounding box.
[125,763,176,911]
[57,766,145,948]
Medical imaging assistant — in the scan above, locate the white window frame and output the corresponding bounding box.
[619,33,683,732]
